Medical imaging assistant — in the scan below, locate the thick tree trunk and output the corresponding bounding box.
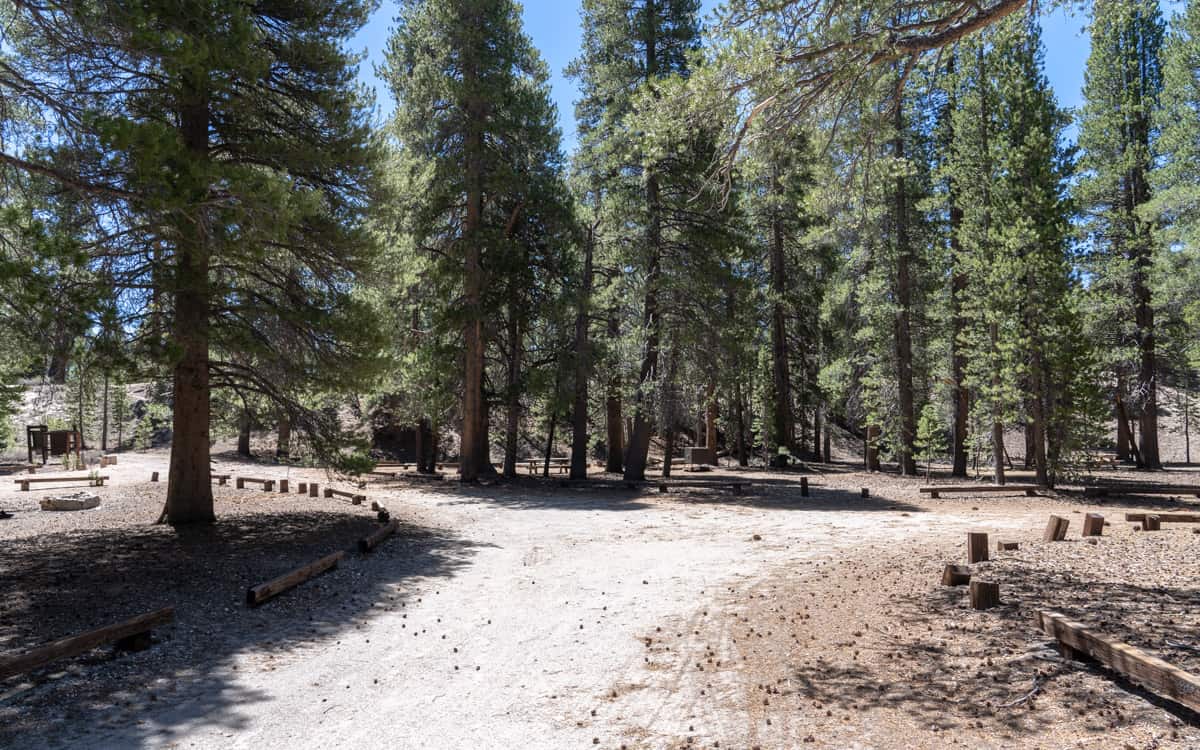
[604,315,623,474]
[459,19,487,483]
[165,94,214,525]
[237,406,251,457]
[768,170,794,467]
[661,429,674,478]
[101,372,109,452]
[734,381,748,466]
[276,412,291,460]
[503,311,522,479]
[892,105,917,477]
[945,54,970,479]
[865,424,881,472]
[570,225,596,480]
[1116,381,1132,461]
[704,383,717,449]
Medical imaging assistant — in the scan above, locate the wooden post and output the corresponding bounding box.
[236,477,245,489]
[309,483,318,498]
[0,608,174,680]
[298,482,307,494]
[861,487,870,498]
[1143,515,1161,531]
[151,472,159,482]
[1043,515,1069,542]
[1082,513,1105,536]
[358,519,400,554]
[800,477,809,497]
[941,564,971,586]
[969,581,1000,610]
[279,479,289,494]
[245,551,345,606]
[323,487,333,498]
[967,532,989,563]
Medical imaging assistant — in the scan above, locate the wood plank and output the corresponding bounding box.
[1125,512,1200,523]
[0,607,174,680]
[358,519,400,554]
[1036,610,1200,713]
[1043,515,1069,542]
[919,484,1040,495]
[246,551,345,606]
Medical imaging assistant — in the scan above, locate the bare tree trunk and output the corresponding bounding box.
[276,411,291,460]
[165,92,214,525]
[661,429,674,478]
[237,405,251,457]
[604,315,623,474]
[503,311,522,478]
[768,168,794,467]
[101,371,109,452]
[570,224,596,480]
[734,381,748,466]
[865,424,880,472]
[459,22,486,483]
[1116,381,1132,461]
[892,102,917,477]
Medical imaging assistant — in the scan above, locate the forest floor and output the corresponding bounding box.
[1,451,1199,749]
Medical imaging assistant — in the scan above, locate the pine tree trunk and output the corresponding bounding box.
[866,424,880,472]
[624,182,661,482]
[604,315,623,474]
[1029,352,1049,486]
[1116,380,1132,460]
[100,371,109,452]
[661,429,674,478]
[460,47,486,483]
[570,225,595,480]
[237,406,251,457]
[892,104,917,477]
[768,169,794,467]
[734,381,748,466]
[165,94,214,525]
[276,412,291,460]
[503,310,522,479]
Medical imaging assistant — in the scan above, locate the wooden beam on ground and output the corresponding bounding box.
[1043,515,1069,542]
[358,519,400,554]
[1036,610,1200,713]
[0,607,174,680]
[1125,512,1200,524]
[919,484,1039,499]
[324,488,365,505]
[1084,485,1200,498]
[941,564,971,586]
[14,475,109,491]
[245,551,345,606]
[996,540,1019,551]
[236,477,275,491]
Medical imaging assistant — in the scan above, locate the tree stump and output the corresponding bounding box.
[941,564,971,586]
[967,532,989,563]
[996,540,1019,551]
[800,477,809,497]
[150,472,159,482]
[298,482,307,494]
[279,479,289,494]
[1082,513,1104,537]
[1043,515,1069,542]
[1143,515,1161,531]
[308,483,318,498]
[969,581,1000,610]
[861,487,870,498]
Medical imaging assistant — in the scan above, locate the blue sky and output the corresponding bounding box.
[351,1,1180,152]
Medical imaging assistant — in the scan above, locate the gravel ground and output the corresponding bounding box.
[1,452,1199,749]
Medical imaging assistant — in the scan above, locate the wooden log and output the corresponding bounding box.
[245,551,345,606]
[967,532,989,564]
[278,479,289,494]
[236,477,244,489]
[308,482,318,498]
[1084,484,1200,498]
[996,540,1019,551]
[941,564,971,586]
[1036,610,1200,713]
[1143,515,1161,531]
[800,477,809,497]
[151,471,159,482]
[969,581,1000,610]
[211,474,230,486]
[323,487,333,498]
[297,482,307,494]
[1082,513,1105,537]
[0,607,174,680]
[919,484,1040,496]
[358,519,400,554]
[1043,515,1069,542]
[861,488,870,498]
[1125,512,1200,523]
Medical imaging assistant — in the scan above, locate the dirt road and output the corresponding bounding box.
[2,456,1197,748]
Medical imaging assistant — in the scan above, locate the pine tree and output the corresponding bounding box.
[1076,0,1165,469]
[382,0,576,483]
[1,0,383,523]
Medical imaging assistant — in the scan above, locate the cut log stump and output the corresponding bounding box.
[298,482,307,494]
[245,551,345,606]
[308,483,318,498]
[969,581,1000,610]
[967,532,989,564]
[996,540,1020,551]
[800,477,809,497]
[278,480,289,494]
[1043,515,1069,542]
[1082,513,1105,537]
[1143,515,1162,531]
[0,607,174,680]
[941,564,971,586]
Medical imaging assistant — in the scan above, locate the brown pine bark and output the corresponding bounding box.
[768,169,794,467]
[459,33,486,483]
[164,92,214,525]
[570,222,596,480]
[276,412,291,460]
[237,405,251,457]
[892,103,917,477]
[604,314,623,474]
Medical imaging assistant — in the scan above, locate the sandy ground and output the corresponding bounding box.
[2,452,1199,749]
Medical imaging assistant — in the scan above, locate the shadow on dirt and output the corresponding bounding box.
[0,511,486,747]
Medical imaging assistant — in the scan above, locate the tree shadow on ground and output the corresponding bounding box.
[778,562,1200,738]
[372,473,925,514]
[0,511,486,748]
